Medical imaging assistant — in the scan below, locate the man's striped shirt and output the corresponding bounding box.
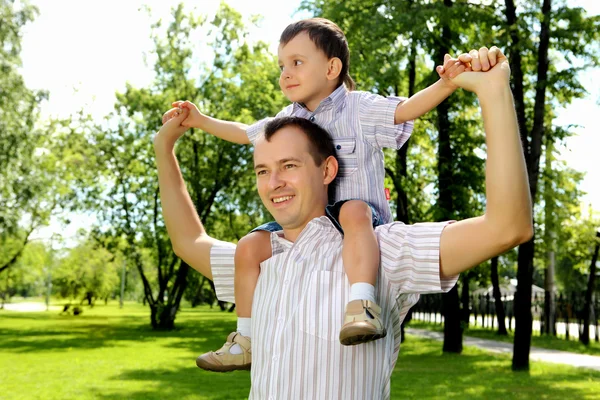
[211,217,457,400]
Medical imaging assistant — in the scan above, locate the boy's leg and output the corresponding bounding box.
[336,200,387,346]
[196,231,272,372]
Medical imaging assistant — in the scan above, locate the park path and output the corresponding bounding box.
[406,328,600,372]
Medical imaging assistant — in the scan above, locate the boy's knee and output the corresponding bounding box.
[235,231,272,264]
[339,200,373,230]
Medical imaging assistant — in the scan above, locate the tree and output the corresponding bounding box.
[503,0,600,370]
[581,230,599,345]
[79,4,286,329]
[52,239,119,305]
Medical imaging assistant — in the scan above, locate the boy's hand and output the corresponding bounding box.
[449,47,510,94]
[162,100,203,129]
[436,54,471,90]
[155,107,191,149]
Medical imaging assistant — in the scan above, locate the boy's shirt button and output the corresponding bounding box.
[336,145,342,150]
[309,116,315,122]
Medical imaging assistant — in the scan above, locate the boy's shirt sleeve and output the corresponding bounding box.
[246,104,294,145]
[358,92,414,150]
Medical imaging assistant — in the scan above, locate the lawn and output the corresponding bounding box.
[1,301,599,400]
[408,320,600,357]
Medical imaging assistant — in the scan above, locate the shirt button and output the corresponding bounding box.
[284,280,289,285]
[336,144,342,150]
[278,318,283,323]
[309,116,315,122]
[273,355,278,362]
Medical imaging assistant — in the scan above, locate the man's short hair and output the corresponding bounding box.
[263,116,336,167]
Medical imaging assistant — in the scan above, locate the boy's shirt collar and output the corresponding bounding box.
[292,84,348,115]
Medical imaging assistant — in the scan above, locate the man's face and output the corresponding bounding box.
[254,126,332,238]
[278,32,333,111]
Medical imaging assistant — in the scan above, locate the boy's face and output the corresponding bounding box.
[253,126,332,239]
[278,32,334,111]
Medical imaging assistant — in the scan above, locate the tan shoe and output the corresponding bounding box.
[196,332,251,372]
[339,299,387,346]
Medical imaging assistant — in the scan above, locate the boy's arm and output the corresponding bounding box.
[438,47,533,278]
[394,55,468,124]
[164,100,250,145]
[154,108,229,280]
[195,113,250,144]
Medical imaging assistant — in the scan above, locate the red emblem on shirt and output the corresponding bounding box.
[384,188,391,200]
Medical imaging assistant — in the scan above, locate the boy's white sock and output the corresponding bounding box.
[349,282,376,303]
[230,317,251,355]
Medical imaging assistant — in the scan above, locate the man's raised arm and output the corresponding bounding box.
[439,47,533,278]
[153,108,223,280]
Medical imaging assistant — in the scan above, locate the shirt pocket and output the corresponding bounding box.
[299,270,346,341]
[332,138,358,178]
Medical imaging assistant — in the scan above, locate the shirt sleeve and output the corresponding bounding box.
[246,104,294,145]
[358,92,414,150]
[376,221,458,294]
[210,240,237,303]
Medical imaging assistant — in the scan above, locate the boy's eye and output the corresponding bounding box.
[279,65,284,72]
[294,60,303,66]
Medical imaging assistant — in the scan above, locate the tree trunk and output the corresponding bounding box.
[507,0,552,372]
[491,256,508,335]
[581,232,600,345]
[436,0,462,354]
[543,141,556,336]
[398,26,416,342]
[461,275,470,327]
[513,238,535,370]
[150,303,178,330]
[443,285,463,353]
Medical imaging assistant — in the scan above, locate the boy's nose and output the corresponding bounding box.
[280,68,292,80]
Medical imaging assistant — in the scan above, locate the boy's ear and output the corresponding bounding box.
[326,58,343,82]
[322,155,338,184]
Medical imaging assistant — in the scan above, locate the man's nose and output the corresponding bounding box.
[268,170,284,190]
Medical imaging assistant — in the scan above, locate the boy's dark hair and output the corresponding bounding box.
[264,116,336,167]
[280,18,355,91]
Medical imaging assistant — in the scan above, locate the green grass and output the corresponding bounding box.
[408,320,600,357]
[0,302,599,400]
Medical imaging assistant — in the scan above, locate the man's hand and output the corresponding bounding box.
[448,46,510,94]
[155,107,191,149]
[162,100,204,128]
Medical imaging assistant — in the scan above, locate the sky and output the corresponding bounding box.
[17,0,600,244]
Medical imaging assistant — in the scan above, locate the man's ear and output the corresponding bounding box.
[322,155,338,184]
[326,58,342,82]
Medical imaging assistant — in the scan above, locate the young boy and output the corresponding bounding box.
[163,18,468,372]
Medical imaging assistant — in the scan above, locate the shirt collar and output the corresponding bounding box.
[291,84,348,115]
[270,216,339,253]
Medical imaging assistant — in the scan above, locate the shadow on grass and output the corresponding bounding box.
[0,308,235,354]
[391,336,600,399]
[92,367,251,400]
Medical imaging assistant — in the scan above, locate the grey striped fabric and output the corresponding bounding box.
[211,217,457,400]
[246,85,414,224]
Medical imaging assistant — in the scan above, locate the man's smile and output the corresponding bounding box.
[271,195,295,206]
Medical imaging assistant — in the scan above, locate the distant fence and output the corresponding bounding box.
[411,292,600,342]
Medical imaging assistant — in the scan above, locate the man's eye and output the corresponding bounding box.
[284,164,296,169]
[257,170,267,176]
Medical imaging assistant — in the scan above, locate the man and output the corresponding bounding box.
[153,47,532,400]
